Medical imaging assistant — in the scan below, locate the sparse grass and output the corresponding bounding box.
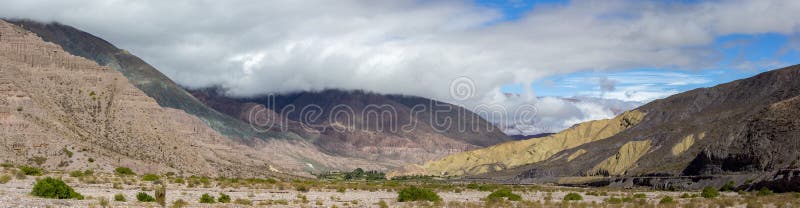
[171,199,189,208]
[234,198,252,205]
[68,171,82,178]
[98,196,109,207]
[633,193,647,198]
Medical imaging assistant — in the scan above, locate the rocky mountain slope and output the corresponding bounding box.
[392,65,800,190]
[189,88,511,168]
[0,20,293,177]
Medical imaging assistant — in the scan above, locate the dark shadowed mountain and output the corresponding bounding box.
[189,88,512,167]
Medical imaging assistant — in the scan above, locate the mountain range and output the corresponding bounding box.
[3,19,798,192]
[391,64,800,191]
[4,19,510,175]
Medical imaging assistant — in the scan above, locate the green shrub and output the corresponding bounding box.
[141,174,159,181]
[218,193,231,203]
[701,186,719,198]
[397,186,441,202]
[485,188,522,201]
[114,193,126,202]
[115,167,135,175]
[137,192,155,202]
[0,174,10,184]
[563,192,583,201]
[199,193,215,203]
[30,177,83,199]
[83,170,93,176]
[720,181,736,192]
[633,193,647,198]
[756,187,773,196]
[659,196,675,204]
[19,166,42,176]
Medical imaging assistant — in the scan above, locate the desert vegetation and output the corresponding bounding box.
[0,164,798,207]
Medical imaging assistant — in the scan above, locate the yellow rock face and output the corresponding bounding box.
[567,149,587,162]
[671,132,705,156]
[589,140,652,176]
[389,110,645,177]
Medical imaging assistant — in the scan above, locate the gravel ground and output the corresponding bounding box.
[0,173,745,208]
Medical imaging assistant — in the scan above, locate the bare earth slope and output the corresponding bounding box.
[0,20,302,177]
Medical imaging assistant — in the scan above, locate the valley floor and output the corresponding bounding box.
[0,167,798,207]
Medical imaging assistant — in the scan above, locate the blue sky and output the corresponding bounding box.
[483,0,800,102]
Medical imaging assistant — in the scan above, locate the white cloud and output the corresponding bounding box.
[2,0,799,103]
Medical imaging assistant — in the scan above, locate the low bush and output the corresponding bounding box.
[701,186,719,198]
[720,181,736,192]
[633,193,647,198]
[31,177,83,199]
[659,196,675,204]
[141,173,159,181]
[0,174,10,184]
[137,192,155,202]
[115,167,135,175]
[218,193,231,203]
[199,193,215,203]
[397,186,441,202]
[114,193,126,202]
[564,192,583,201]
[19,166,42,176]
[485,188,522,201]
[757,187,773,196]
[605,197,623,204]
[172,199,189,208]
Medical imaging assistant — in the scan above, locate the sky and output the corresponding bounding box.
[2,0,799,134]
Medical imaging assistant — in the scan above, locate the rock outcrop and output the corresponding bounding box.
[388,110,644,177]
